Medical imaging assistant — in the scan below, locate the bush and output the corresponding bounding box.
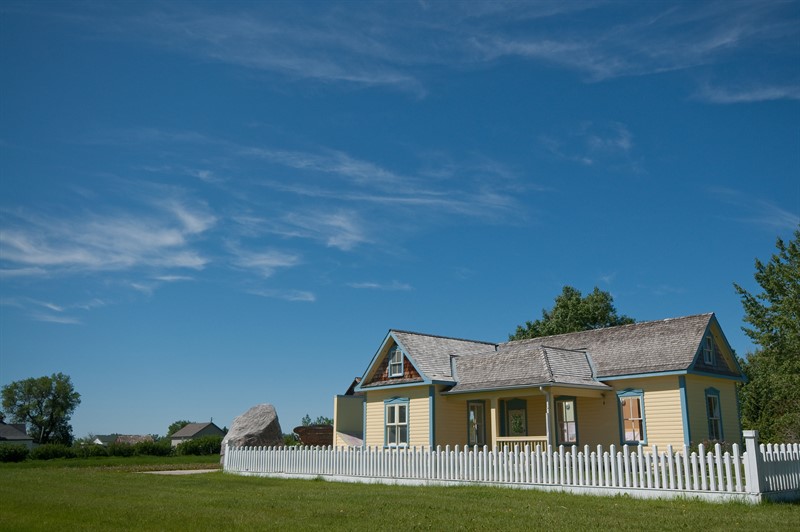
[30,444,76,460]
[176,435,222,456]
[134,439,173,457]
[73,444,109,458]
[0,444,30,462]
[107,442,135,457]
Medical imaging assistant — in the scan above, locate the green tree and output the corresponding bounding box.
[301,414,333,426]
[1,372,81,445]
[734,228,800,442]
[166,420,192,437]
[510,286,635,340]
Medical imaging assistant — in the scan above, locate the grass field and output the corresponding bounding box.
[1,458,798,530]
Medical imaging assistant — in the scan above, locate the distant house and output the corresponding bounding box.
[92,435,118,446]
[334,313,744,451]
[0,422,34,449]
[171,422,225,447]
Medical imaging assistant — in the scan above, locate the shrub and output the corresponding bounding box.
[107,442,135,457]
[30,444,76,460]
[73,444,109,458]
[176,435,222,456]
[134,439,173,457]
[0,444,30,462]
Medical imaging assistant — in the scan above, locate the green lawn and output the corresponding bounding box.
[1,460,797,530]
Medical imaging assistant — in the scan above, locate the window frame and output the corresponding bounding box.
[555,397,578,446]
[617,389,647,445]
[388,346,404,378]
[384,397,409,448]
[467,400,486,447]
[703,335,715,366]
[705,387,723,441]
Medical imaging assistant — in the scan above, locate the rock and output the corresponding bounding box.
[220,404,283,464]
[293,424,333,446]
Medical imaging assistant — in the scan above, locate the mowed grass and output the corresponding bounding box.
[1,461,798,531]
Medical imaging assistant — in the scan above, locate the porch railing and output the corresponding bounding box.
[495,435,548,448]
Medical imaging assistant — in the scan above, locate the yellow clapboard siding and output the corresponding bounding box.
[685,375,741,444]
[434,387,467,447]
[576,396,619,447]
[607,376,685,450]
[363,386,430,447]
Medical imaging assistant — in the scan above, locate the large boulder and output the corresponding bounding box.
[221,404,283,464]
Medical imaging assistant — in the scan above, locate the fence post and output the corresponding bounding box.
[223,443,230,471]
[743,430,764,495]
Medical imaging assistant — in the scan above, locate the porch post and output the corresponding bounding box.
[540,386,552,448]
[489,397,499,449]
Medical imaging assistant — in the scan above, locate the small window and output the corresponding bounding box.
[388,347,403,378]
[385,402,408,447]
[620,395,645,444]
[706,389,722,441]
[555,398,577,445]
[703,336,715,365]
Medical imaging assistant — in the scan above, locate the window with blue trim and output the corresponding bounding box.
[388,346,404,378]
[385,398,409,447]
[702,335,716,365]
[705,388,723,441]
[618,390,646,444]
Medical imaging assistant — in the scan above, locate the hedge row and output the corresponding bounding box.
[0,436,223,462]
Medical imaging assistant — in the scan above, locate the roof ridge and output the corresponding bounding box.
[504,313,714,346]
[390,329,497,346]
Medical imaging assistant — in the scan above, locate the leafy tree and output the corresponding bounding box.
[510,286,634,340]
[734,228,800,442]
[1,372,80,445]
[166,420,191,437]
[301,414,333,426]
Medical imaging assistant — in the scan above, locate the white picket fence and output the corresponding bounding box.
[223,430,800,503]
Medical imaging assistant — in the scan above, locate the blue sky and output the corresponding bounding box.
[1,1,798,439]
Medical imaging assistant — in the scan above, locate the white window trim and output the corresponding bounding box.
[703,336,715,365]
[619,394,646,444]
[388,347,404,378]
[384,400,409,447]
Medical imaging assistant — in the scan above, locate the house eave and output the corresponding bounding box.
[441,381,611,395]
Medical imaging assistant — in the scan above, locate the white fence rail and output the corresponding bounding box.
[224,430,799,503]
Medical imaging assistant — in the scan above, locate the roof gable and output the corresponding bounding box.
[356,330,495,391]
[0,422,32,441]
[171,422,221,438]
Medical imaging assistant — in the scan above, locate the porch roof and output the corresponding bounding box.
[445,344,611,394]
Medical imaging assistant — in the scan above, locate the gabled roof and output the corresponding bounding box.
[447,344,610,394]
[170,422,222,438]
[390,330,496,382]
[505,313,716,378]
[358,313,741,393]
[0,422,32,441]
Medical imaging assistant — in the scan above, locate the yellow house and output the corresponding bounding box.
[333,313,744,451]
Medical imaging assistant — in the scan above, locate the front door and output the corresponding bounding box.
[468,402,486,446]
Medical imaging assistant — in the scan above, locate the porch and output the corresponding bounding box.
[444,386,608,450]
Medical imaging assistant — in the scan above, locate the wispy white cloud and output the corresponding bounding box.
[0,199,215,275]
[28,312,81,325]
[694,83,800,104]
[228,246,302,278]
[248,288,316,302]
[348,280,413,291]
[709,187,799,231]
[540,122,641,172]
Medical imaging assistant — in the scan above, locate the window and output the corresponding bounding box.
[467,401,486,446]
[388,347,403,378]
[706,388,723,441]
[619,393,646,444]
[703,336,715,365]
[555,398,577,445]
[385,400,408,447]
[504,398,527,437]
